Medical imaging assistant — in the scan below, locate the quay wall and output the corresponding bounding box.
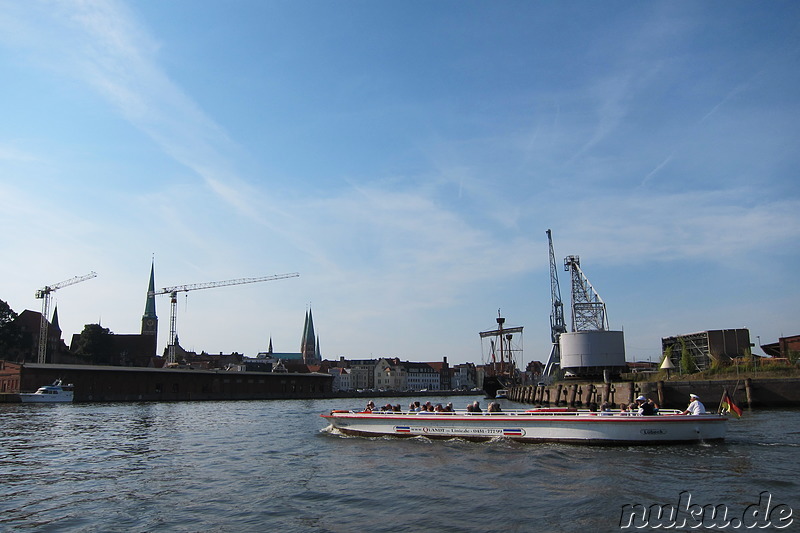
[506,377,800,410]
[0,361,332,403]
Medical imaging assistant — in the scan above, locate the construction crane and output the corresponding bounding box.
[150,272,300,364]
[564,255,609,332]
[544,230,566,377]
[35,271,98,364]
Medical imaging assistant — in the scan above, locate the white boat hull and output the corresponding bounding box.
[19,381,74,403]
[322,409,727,445]
[19,393,73,403]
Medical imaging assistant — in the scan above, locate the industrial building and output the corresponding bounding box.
[661,329,753,371]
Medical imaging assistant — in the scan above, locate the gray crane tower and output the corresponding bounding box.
[560,253,626,379]
[150,272,299,365]
[35,271,98,363]
[544,229,566,377]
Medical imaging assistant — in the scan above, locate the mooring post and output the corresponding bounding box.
[568,384,578,407]
[745,377,753,408]
[657,381,665,407]
[555,384,563,406]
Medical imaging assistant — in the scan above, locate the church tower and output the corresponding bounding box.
[301,308,319,364]
[141,261,158,337]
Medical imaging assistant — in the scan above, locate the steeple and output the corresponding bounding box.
[141,260,158,336]
[51,306,61,332]
[301,307,318,364]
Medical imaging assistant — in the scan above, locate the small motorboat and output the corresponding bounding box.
[321,407,727,445]
[495,389,508,399]
[19,379,74,403]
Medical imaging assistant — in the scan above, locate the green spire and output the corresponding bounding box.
[144,261,157,318]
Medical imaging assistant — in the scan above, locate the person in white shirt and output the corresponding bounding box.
[681,393,706,415]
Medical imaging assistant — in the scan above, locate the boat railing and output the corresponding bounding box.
[335,408,690,417]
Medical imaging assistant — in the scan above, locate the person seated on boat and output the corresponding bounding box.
[635,395,656,416]
[382,403,394,411]
[680,394,706,415]
[599,402,612,415]
[424,401,434,411]
[471,401,482,413]
[393,404,402,412]
[618,403,630,415]
[434,403,444,412]
[588,402,599,412]
[364,401,375,412]
[445,402,454,412]
[466,402,474,413]
[487,402,502,413]
[647,398,659,414]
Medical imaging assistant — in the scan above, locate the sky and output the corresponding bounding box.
[1,0,798,368]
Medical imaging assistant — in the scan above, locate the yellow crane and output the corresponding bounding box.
[35,271,98,364]
[149,272,300,364]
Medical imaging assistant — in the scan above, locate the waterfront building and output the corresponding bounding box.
[374,357,406,390]
[5,308,70,364]
[405,361,441,391]
[329,367,351,392]
[761,334,800,361]
[661,329,752,371]
[346,359,379,390]
[451,363,477,390]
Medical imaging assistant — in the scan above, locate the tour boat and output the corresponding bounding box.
[19,379,74,403]
[321,407,728,445]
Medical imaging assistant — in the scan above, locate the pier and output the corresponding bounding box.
[506,377,800,409]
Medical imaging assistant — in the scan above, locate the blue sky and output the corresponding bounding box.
[1,1,798,366]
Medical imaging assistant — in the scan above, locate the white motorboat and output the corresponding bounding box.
[19,379,74,403]
[321,407,727,445]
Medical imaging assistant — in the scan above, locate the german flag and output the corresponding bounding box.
[720,388,743,417]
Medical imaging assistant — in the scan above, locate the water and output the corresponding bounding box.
[1,397,798,532]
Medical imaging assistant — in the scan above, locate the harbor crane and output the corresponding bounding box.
[544,230,566,377]
[564,255,608,332]
[35,271,98,364]
[149,272,300,364]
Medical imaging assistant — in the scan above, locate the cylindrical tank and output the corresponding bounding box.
[560,330,626,377]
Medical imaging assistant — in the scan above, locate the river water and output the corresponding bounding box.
[1,396,797,532]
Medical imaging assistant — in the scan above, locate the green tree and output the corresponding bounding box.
[0,299,22,356]
[73,324,115,365]
[680,338,695,374]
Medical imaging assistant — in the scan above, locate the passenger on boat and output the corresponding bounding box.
[471,401,482,413]
[681,394,706,415]
[434,404,444,412]
[445,402,454,412]
[618,403,630,415]
[635,395,656,416]
[487,402,502,413]
[365,401,375,412]
[393,404,402,412]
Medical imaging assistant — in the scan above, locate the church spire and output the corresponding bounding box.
[301,307,318,364]
[51,305,61,332]
[141,260,158,336]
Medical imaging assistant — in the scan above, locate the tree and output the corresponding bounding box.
[0,299,22,356]
[73,324,115,365]
[680,338,695,374]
